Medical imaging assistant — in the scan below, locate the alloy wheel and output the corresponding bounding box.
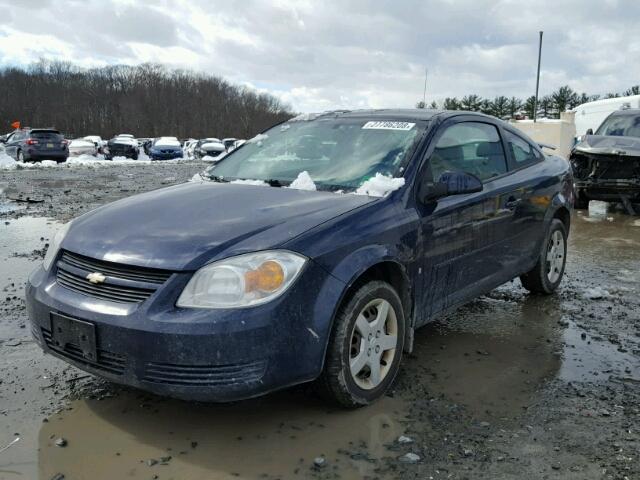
[349,298,398,390]
[546,230,565,283]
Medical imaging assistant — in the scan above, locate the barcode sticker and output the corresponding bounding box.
[362,121,415,131]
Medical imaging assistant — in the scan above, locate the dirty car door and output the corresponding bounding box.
[416,119,510,322]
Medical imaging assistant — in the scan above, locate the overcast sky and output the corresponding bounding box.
[0,0,638,112]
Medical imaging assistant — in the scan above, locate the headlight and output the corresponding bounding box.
[177,251,307,309]
[43,222,72,271]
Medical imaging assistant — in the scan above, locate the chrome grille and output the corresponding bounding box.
[56,250,172,304]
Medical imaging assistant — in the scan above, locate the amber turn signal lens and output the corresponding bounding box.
[244,260,285,293]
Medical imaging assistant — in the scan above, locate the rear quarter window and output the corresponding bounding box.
[504,130,542,168]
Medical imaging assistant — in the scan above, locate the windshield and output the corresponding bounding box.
[207,118,426,190]
[596,113,640,138]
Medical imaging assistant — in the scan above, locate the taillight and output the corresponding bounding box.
[25,138,39,145]
[61,139,68,146]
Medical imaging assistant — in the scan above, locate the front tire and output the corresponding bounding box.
[520,219,568,294]
[317,281,405,408]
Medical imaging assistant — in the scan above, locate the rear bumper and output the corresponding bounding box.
[25,259,344,402]
[25,151,68,161]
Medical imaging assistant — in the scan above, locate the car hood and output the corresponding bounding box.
[62,181,375,271]
[575,135,640,156]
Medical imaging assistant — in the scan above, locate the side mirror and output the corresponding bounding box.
[419,170,483,203]
[586,128,593,135]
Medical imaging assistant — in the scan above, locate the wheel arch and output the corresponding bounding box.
[326,249,414,354]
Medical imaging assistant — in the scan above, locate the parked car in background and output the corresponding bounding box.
[83,136,106,154]
[68,138,98,157]
[570,107,640,210]
[194,138,225,160]
[4,128,69,163]
[26,109,573,407]
[183,139,198,159]
[572,95,640,139]
[148,137,183,160]
[104,135,139,160]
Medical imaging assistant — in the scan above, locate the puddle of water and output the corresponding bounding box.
[410,295,562,420]
[36,391,406,480]
[559,321,640,383]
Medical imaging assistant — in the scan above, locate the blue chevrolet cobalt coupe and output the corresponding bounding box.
[26,110,573,407]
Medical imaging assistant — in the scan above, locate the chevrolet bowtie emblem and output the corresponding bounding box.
[86,272,106,284]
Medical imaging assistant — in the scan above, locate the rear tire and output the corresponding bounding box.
[574,192,589,210]
[520,219,568,294]
[317,281,405,408]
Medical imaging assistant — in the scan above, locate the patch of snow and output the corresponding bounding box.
[583,286,612,300]
[40,160,58,167]
[354,173,405,197]
[0,152,18,170]
[230,179,269,186]
[247,133,268,145]
[190,173,207,182]
[398,452,420,464]
[632,219,640,227]
[288,171,316,191]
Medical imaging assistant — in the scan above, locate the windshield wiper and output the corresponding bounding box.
[265,179,286,187]
[203,172,228,183]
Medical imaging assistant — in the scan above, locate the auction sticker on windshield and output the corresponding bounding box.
[362,121,415,131]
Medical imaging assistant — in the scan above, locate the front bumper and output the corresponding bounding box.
[26,258,344,402]
[150,152,182,160]
[575,180,640,201]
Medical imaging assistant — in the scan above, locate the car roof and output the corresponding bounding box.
[608,108,640,116]
[306,108,494,122]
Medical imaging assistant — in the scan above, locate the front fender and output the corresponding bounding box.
[325,245,415,353]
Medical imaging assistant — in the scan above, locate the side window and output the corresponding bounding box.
[430,122,507,182]
[504,130,542,167]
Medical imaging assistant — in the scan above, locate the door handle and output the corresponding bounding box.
[505,197,522,210]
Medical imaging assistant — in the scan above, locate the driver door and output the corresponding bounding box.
[417,118,513,322]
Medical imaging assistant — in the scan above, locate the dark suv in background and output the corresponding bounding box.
[4,128,69,163]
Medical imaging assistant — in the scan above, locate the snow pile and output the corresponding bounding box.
[247,133,268,145]
[583,286,612,300]
[287,171,316,191]
[355,173,405,197]
[190,173,207,182]
[0,151,17,170]
[230,179,269,186]
[632,219,640,227]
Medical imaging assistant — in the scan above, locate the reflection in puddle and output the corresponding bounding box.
[410,295,562,420]
[39,392,406,480]
[560,321,639,383]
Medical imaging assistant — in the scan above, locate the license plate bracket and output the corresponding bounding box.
[50,313,97,361]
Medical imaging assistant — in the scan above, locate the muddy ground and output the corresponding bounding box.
[0,162,639,480]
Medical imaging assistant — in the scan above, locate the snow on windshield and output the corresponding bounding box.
[354,173,405,197]
[287,171,316,191]
[230,179,269,186]
[247,133,268,145]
